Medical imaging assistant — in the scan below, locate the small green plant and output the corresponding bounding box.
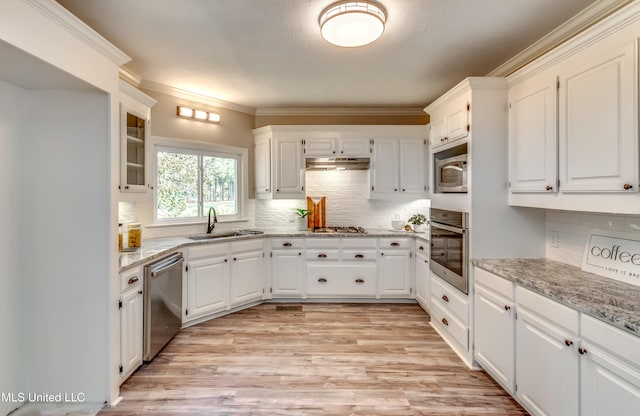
[295,208,310,218]
[408,213,427,225]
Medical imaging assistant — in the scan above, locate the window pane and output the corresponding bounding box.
[156,151,199,219]
[203,155,237,215]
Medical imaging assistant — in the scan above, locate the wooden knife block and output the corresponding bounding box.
[306,196,326,229]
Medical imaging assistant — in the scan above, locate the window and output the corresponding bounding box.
[154,142,245,223]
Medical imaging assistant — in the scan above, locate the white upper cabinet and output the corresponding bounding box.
[558,41,636,193]
[303,137,370,157]
[508,71,558,193]
[338,138,370,156]
[304,138,337,156]
[371,136,427,198]
[371,138,400,194]
[254,133,271,198]
[400,138,428,193]
[274,137,305,198]
[430,93,470,149]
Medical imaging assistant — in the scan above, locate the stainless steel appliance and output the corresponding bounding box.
[143,252,184,362]
[313,226,367,234]
[435,153,468,193]
[429,208,469,294]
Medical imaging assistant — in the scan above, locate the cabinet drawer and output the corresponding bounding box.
[474,267,514,300]
[230,239,263,253]
[431,273,469,325]
[430,298,469,350]
[516,286,579,335]
[305,238,340,249]
[415,240,429,253]
[342,238,377,248]
[342,249,377,261]
[305,249,340,261]
[271,238,304,249]
[120,266,143,292]
[378,238,412,249]
[306,264,376,297]
[188,243,228,260]
[581,315,640,366]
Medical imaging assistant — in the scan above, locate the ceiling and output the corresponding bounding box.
[55,0,605,112]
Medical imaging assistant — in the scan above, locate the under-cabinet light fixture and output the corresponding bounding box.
[176,106,221,124]
[319,1,386,47]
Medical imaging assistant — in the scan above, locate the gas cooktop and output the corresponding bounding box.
[313,226,366,234]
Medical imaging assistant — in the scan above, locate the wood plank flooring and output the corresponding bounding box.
[102,303,527,415]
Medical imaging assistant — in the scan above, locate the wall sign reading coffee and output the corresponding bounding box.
[582,229,640,286]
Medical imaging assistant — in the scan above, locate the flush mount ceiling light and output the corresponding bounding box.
[319,1,386,47]
[177,106,220,124]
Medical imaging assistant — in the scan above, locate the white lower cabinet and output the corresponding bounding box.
[306,263,377,297]
[229,240,264,307]
[186,254,230,321]
[119,266,143,383]
[414,243,430,311]
[271,238,305,297]
[515,286,579,416]
[378,238,412,297]
[473,268,515,394]
[580,315,640,416]
[430,272,469,354]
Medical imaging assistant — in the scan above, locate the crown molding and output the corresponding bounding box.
[119,67,142,87]
[254,107,427,117]
[140,80,256,115]
[24,0,130,66]
[487,0,633,77]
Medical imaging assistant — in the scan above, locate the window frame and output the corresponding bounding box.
[151,136,248,225]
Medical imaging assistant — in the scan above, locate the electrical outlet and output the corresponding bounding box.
[550,231,560,248]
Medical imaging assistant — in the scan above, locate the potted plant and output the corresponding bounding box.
[408,213,428,233]
[294,208,311,231]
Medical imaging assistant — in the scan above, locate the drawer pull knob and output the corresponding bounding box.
[419,246,424,251]
[504,305,511,311]
[442,295,449,303]
[318,278,327,283]
[578,347,588,355]
[318,253,327,258]
[441,318,449,326]
[298,252,302,256]
[355,278,365,284]
[283,242,292,247]
[564,339,573,347]
[127,276,139,285]
[623,183,633,190]
[390,242,400,247]
[355,254,364,259]
[545,185,553,191]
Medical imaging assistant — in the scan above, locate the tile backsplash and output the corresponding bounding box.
[545,210,640,267]
[255,170,430,230]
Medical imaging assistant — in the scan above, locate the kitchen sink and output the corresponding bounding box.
[188,229,264,240]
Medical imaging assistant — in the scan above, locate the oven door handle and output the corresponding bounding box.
[150,254,184,277]
[430,222,465,234]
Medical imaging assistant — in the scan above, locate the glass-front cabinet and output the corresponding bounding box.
[119,81,156,193]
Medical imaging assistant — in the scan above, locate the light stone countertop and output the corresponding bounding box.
[119,228,429,272]
[472,258,640,337]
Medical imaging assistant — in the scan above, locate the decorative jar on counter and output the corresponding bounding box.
[128,223,142,248]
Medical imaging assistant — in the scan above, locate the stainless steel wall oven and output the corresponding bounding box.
[429,208,469,294]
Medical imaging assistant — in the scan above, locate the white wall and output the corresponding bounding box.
[545,210,640,267]
[0,81,26,416]
[255,170,430,230]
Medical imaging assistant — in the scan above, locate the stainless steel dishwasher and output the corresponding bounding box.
[143,252,184,362]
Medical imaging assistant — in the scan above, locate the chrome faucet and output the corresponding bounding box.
[206,207,218,234]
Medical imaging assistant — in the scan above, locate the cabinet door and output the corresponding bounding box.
[120,287,143,381]
[305,138,336,156]
[430,118,445,148]
[559,41,637,193]
[400,138,427,193]
[378,249,411,297]
[120,104,149,192]
[445,97,470,143]
[474,284,515,393]
[338,138,370,156]
[414,250,430,310]
[186,256,229,320]
[271,250,305,297]
[371,139,400,194]
[230,250,264,307]
[254,135,271,198]
[509,73,558,193]
[515,308,579,416]
[580,343,640,416]
[274,137,304,198]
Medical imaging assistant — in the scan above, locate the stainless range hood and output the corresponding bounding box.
[305,157,370,171]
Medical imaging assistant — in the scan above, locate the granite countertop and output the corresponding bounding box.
[472,258,640,337]
[120,228,429,272]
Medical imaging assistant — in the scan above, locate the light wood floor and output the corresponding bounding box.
[103,303,527,415]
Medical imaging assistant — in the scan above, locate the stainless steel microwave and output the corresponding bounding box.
[435,153,467,193]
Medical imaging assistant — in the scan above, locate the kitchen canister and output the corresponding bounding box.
[128,223,142,248]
